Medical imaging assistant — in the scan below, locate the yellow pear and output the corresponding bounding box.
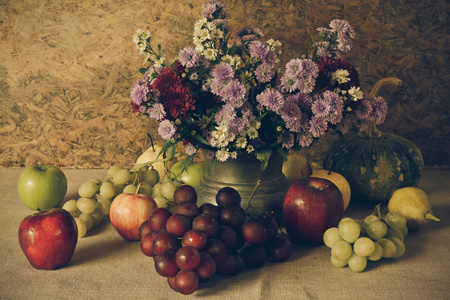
[135,145,177,180]
[388,187,440,231]
[282,152,312,185]
[311,169,351,212]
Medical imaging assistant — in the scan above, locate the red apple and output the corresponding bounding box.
[282,177,343,245]
[18,208,78,270]
[110,193,158,241]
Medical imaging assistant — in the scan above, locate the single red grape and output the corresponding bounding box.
[203,238,227,264]
[152,231,179,255]
[216,187,241,208]
[173,185,197,205]
[217,225,237,249]
[192,214,219,237]
[219,206,246,229]
[166,214,192,237]
[195,252,217,282]
[154,251,179,277]
[175,246,201,271]
[265,235,293,262]
[175,201,199,219]
[198,203,220,219]
[181,229,208,250]
[241,218,268,245]
[148,207,172,233]
[175,270,199,295]
[140,232,157,257]
[241,245,267,268]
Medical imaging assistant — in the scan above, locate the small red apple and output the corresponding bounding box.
[18,208,78,270]
[282,177,343,245]
[110,193,158,241]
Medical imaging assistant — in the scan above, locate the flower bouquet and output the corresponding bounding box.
[130,0,387,171]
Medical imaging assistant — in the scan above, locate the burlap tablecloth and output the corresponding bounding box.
[1,168,449,299]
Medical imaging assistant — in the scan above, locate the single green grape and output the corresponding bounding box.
[384,212,407,229]
[161,181,176,200]
[386,226,405,242]
[338,217,354,227]
[78,181,99,198]
[97,197,111,216]
[348,252,367,273]
[331,240,353,261]
[90,208,104,227]
[353,237,375,257]
[339,220,361,243]
[144,169,160,187]
[330,256,348,268]
[400,225,408,238]
[368,242,383,261]
[363,214,380,226]
[77,197,97,214]
[62,199,81,218]
[99,181,115,200]
[138,182,153,196]
[79,213,94,231]
[74,217,87,238]
[113,168,131,185]
[152,183,163,197]
[377,238,397,258]
[107,165,123,179]
[153,195,168,208]
[366,220,388,240]
[323,227,344,248]
[123,184,137,194]
[389,237,406,258]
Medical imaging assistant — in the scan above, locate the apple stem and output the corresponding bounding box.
[426,213,441,222]
[147,133,155,152]
[135,182,142,195]
[244,180,261,212]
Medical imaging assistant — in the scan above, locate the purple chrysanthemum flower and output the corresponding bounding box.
[281,132,295,149]
[255,63,274,83]
[215,103,236,124]
[179,47,200,68]
[311,95,332,118]
[212,62,234,82]
[299,131,314,147]
[130,83,149,105]
[288,93,312,111]
[210,78,226,96]
[148,103,166,121]
[202,0,226,18]
[355,97,373,120]
[256,88,284,112]
[279,101,302,132]
[321,91,344,124]
[280,73,299,93]
[221,79,247,107]
[235,25,264,43]
[228,117,246,135]
[285,59,303,77]
[309,117,328,138]
[158,119,177,140]
[372,96,388,124]
[184,142,197,155]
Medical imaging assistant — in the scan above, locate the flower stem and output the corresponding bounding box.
[244,180,261,212]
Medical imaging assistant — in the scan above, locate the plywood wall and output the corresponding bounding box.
[1,0,448,168]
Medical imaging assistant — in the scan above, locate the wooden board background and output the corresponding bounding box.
[0,0,448,168]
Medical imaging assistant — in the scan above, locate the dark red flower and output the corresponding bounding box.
[151,67,195,120]
[315,56,360,91]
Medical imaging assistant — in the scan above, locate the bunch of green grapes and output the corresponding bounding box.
[323,209,408,272]
[61,179,113,238]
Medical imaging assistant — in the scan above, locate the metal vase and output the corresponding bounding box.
[196,151,289,213]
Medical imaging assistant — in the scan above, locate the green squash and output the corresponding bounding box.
[323,78,424,204]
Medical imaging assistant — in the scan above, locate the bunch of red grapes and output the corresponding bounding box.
[138,185,293,295]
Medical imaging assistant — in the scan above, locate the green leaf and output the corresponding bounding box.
[139,67,149,74]
[255,148,273,171]
[193,134,211,146]
[159,139,178,159]
[181,154,195,174]
[229,42,237,56]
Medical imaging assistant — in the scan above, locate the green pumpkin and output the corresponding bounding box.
[323,77,424,204]
[323,132,424,203]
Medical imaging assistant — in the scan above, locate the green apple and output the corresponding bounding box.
[17,165,68,210]
[169,160,206,188]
